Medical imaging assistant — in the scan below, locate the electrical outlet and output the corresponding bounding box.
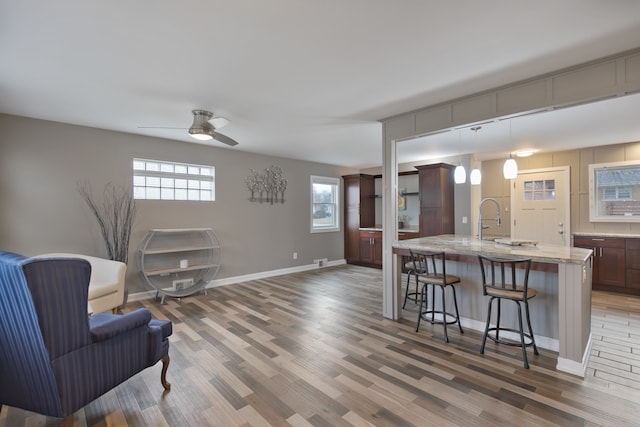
[293,252,298,260]
[172,278,193,291]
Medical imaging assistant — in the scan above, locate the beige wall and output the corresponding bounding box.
[481,140,640,239]
[0,114,356,294]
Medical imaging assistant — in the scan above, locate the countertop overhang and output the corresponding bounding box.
[393,234,592,265]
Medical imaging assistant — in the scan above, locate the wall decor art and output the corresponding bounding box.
[245,165,287,204]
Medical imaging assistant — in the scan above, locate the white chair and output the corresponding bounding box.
[34,253,126,314]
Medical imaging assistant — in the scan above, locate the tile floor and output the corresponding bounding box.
[589,291,640,391]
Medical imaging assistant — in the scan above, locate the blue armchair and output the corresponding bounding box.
[0,251,172,426]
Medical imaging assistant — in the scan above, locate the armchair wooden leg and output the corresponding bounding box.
[60,414,74,427]
[112,307,118,314]
[161,355,171,391]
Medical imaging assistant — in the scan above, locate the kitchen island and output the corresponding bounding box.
[392,234,593,377]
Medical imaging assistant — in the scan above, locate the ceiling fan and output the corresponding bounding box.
[139,110,239,146]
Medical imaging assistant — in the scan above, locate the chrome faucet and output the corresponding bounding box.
[478,197,502,241]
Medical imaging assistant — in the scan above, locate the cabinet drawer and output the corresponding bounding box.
[574,236,625,249]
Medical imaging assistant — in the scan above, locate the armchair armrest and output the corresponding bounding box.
[89,308,152,342]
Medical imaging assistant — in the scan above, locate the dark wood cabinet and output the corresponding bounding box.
[359,230,382,267]
[415,163,455,237]
[626,239,640,289]
[343,174,375,265]
[574,236,627,292]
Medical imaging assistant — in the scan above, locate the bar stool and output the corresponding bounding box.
[411,249,464,342]
[402,255,423,308]
[477,254,539,368]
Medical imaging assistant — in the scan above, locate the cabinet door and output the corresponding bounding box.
[598,245,626,287]
[626,239,640,289]
[574,237,625,288]
[359,233,374,263]
[373,234,383,266]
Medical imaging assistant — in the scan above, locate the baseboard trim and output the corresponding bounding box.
[127,259,347,302]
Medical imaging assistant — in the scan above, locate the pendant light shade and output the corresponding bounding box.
[470,127,482,185]
[470,167,482,185]
[503,154,518,179]
[454,165,466,184]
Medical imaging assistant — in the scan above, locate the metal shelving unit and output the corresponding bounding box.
[137,228,221,304]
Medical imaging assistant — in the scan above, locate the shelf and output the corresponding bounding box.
[137,228,222,303]
[141,245,220,255]
[143,263,220,277]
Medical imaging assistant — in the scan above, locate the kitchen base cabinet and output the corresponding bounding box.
[573,235,640,295]
[358,230,382,268]
[626,239,640,290]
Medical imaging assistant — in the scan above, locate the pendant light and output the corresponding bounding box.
[454,130,466,184]
[503,121,518,179]
[469,127,482,185]
[503,154,518,179]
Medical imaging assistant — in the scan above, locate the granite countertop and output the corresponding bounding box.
[573,232,640,239]
[393,234,592,265]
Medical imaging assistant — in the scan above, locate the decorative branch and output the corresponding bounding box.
[77,182,136,264]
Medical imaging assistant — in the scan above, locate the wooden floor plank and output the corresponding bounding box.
[2,266,640,426]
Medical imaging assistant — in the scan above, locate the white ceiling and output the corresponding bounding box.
[2,1,640,169]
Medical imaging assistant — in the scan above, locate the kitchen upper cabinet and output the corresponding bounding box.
[415,163,455,237]
[343,174,375,265]
[574,236,627,292]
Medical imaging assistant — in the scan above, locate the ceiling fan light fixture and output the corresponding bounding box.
[189,109,215,141]
[189,131,213,141]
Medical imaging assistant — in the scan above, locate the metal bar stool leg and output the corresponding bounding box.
[480,297,494,354]
[495,298,502,341]
[440,285,449,343]
[415,283,427,332]
[524,300,539,355]
[516,301,529,369]
[403,268,413,309]
[451,285,464,334]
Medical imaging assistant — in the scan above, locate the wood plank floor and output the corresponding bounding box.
[2,265,640,426]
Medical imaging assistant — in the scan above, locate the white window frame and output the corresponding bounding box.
[133,158,215,201]
[310,175,340,233]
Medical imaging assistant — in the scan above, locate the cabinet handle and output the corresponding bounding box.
[592,238,605,241]
[600,247,603,257]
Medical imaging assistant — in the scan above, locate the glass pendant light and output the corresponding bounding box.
[469,127,482,185]
[454,130,466,184]
[470,164,482,185]
[503,154,518,179]
[503,121,518,179]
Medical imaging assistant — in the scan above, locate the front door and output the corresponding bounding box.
[511,167,570,246]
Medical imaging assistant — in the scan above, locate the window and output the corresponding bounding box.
[311,176,340,232]
[523,179,556,201]
[133,158,215,201]
[589,160,640,222]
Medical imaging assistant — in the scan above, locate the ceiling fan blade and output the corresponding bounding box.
[211,131,239,146]
[208,116,229,129]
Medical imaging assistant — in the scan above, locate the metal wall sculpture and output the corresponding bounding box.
[245,165,287,204]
